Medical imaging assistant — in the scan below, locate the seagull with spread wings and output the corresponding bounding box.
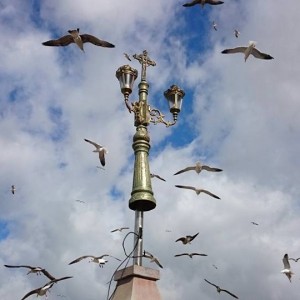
[150,173,166,182]
[84,139,108,167]
[110,227,130,233]
[251,221,259,226]
[175,252,207,258]
[143,251,163,269]
[21,277,72,300]
[4,264,56,280]
[222,41,273,62]
[204,279,239,299]
[175,232,199,245]
[175,185,220,199]
[289,257,300,262]
[69,254,121,267]
[183,0,224,8]
[174,161,222,175]
[42,28,115,52]
[281,253,294,282]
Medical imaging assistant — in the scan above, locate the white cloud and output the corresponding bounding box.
[0,0,300,299]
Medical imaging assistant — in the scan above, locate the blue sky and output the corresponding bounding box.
[1,0,300,299]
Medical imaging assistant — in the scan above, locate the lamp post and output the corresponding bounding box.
[113,50,185,299]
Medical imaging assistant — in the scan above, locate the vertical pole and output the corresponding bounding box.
[133,211,144,265]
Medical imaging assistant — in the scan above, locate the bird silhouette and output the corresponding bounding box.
[21,277,72,300]
[174,253,207,258]
[84,139,108,167]
[69,254,120,267]
[42,28,115,52]
[281,253,293,282]
[174,161,222,175]
[175,232,199,244]
[222,41,273,62]
[143,251,163,268]
[183,0,224,8]
[204,279,239,299]
[175,185,220,199]
[150,173,166,182]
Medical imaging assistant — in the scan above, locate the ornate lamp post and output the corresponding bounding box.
[112,50,185,299]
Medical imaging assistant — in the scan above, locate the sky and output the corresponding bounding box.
[0,0,300,299]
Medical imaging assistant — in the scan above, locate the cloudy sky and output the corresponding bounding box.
[1,0,300,299]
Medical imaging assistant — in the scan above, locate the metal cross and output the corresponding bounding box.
[133,50,156,81]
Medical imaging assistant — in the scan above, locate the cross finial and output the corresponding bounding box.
[133,50,156,81]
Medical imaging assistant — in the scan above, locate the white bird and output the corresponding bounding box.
[4,264,56,280]
[174,161,222,175]
[143,251,163,268]
[175,252,208,258]
[42,28,115,52]
[234,29,240,38]
[212,21,218,31]
[222,41,274,62]
[150,173,166,182]
[183,0,224,8]
[84,138,108,167]
[281,253,294,282]
[124,53,132,61]
[11,185,16,195]
[175,185,220,199]
[175,232,199,244]
[110,227,130,233]
[69,254,120,267]
[204,279,239,299]
[21,277,72,300]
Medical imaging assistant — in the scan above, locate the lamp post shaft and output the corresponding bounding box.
[133,210,144,265]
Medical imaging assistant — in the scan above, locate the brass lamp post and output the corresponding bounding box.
[116,50,185,266]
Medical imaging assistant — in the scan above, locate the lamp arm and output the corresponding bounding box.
[148,107,176,127]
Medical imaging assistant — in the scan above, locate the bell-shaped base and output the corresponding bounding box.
[129,191,156,211]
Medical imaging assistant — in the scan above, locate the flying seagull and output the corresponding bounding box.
[150,173,166,182]
[84,139,108,167]
[4,265,56,280]
[110,227,130,233]
[204,279,239,299]
[69,254,121,267]
[143,251,163,268]
[221,41,274,62]
[183,0,224,8]
[175,253,208,258]
[75,199,86,204]
[289,257,300,262]
[11,185,16,195]
[42,28,115,52]
[234,29,240,38]
[174,161,222,175]
[251,221,259,226]
[212,21,218,31]
[21,277,72,300]
[281,253,294,282]
[175,185,220,199]
[175,232,199,244]
[124,53,132,61]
